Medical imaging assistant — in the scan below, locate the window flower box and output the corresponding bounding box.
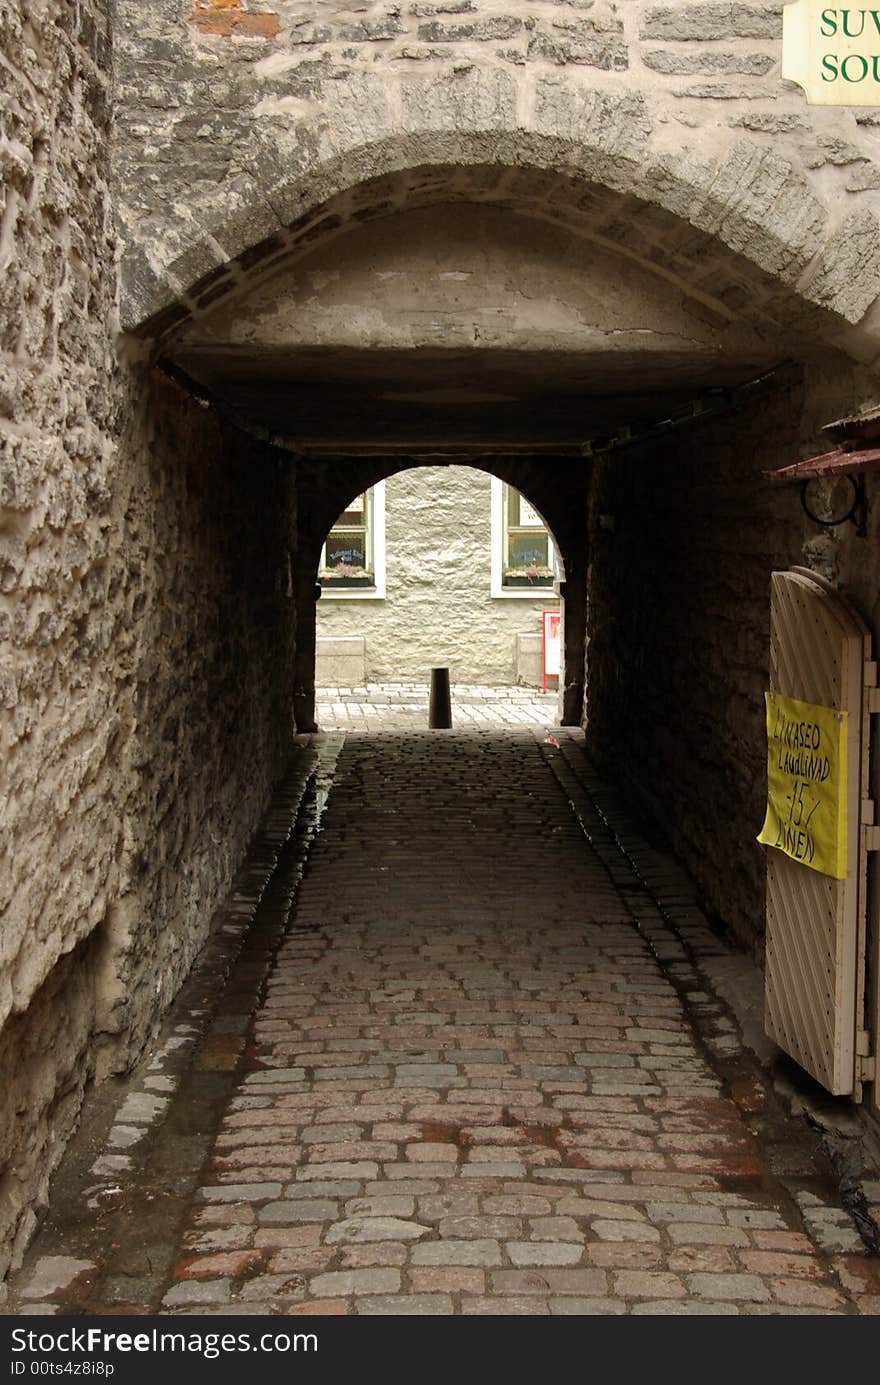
[320,573,376,589]
[503,567,555,589]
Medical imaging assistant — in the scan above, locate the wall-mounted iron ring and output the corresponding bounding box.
[799,473,868,538]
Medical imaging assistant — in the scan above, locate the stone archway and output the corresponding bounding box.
[148,171,816,742]
[142,141,880,771]
[131,118,880,942]
[119,71,880,363]
[110,19,880,986]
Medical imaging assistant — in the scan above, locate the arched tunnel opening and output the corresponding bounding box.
[156,178,836,955]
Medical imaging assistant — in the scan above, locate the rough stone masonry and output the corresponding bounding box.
[3,0,880,1297]
[114,0,880,338]
[0,0,299,1287]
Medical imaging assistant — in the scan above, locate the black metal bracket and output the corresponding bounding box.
[800,473,868,538]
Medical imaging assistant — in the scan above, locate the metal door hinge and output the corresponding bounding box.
[866,687,880,715]
[863,825,880,850]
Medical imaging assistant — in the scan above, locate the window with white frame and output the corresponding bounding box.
[491,478,556,597]
[318,481,387,598]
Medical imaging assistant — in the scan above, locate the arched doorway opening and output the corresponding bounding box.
[312,464,570,726]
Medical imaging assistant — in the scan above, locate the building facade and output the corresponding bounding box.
[316,468,561,686]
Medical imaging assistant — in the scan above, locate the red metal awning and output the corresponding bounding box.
[768,446,880,484]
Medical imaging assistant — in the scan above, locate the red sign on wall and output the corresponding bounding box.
[542,610,561,690]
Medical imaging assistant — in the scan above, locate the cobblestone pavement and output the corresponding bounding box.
[316,684,559,729]
[5,731,880,1316]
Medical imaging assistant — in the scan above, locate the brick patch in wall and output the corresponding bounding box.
[190,1,280,39]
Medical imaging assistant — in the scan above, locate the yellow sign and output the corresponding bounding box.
[783,1,880,104]
[758,691,848,877]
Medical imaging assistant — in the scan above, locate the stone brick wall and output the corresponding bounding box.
[1,0,118,1282]
[0,0,298,1284]
[1,353,297,1284]
[584,356,870,951]
[94,375,297,1074]
[316,466,559,684]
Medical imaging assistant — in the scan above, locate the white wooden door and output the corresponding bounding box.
[764,568,872,1097]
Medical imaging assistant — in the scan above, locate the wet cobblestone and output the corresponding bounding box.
[3,729,878,1316]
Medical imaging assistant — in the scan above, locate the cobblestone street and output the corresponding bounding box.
[4,729,879,1317]
[315,684,559,730]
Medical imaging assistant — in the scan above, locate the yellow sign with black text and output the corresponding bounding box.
[758,691,848,878]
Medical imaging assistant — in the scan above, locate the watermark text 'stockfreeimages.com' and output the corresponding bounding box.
[10,1327,317,1368]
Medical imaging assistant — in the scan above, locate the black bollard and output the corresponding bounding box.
[428,666,452,729]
